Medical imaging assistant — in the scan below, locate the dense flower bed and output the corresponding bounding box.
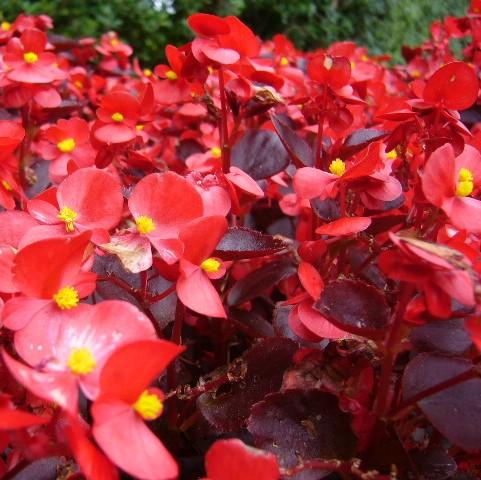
[1,3,481,480]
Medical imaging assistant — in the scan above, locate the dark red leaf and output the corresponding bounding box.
[339,129,388,159]
[197,337,297,432]
[271,114,314,167]
[314,279,390,339]
[248,390,357,476]
[231,129,289,180]
[403,353,481,451]
[213,227,287,260]
[227,258,297,306]
[410,319,472,356]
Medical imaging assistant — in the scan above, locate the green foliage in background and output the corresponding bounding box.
[1,0,469,67]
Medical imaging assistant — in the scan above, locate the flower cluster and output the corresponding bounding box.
[1,5,481,480]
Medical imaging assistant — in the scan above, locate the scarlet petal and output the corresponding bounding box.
[193,38,240,65]
[62,415,119,480]
[205,438,280,480]
[0,246,17,293]
[315,216,371,236]
[129,172,203,238]
[57,168,124,230]
[422,143,456,207]
[176,268,226,318]
[0,408,49,430]
[299,300,349,339]
[188,13,230,36]
[21,29,47,53]
[179,216,228,265]
[444,196,481,233]
[13,232,92,298]
[298,262,323,300]
[1,350,78,414]
[423,61,478,110]
[92,400,178,480]
[2,297,51,331]
[94,123,136,144]
[226,167,264,198]
[98,339,184,404]
[293,167,335,199]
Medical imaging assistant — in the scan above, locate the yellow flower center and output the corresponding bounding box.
[67,347,96,375]
[386,149,398,160]
[323,56,333,70]
[53,286,79,310]
[200,257,221,273]
[2,180,12,191]
[456,167,474,197]
[361,54,369,61]
[210,146,222,158]
[328,158,346,176]
[136,215,156,234]
[133,390,163,420]
[23,52,38,64]
[411,69,421,78]
[1,21,11,31]
[58,206,78,232]
[74,80,84,88]
[143,68,152,77]
[57,137,76,153]
[350,61,356,70]
[136,124,144,131]
[111,112,124,122]
[110,38,119,46]
[165,70,178,81]
[280,56,289,66]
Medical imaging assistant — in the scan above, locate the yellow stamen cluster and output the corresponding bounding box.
[23,52,38,64]
[143,68,152,77]
[136,215,156,234]
[2,180,12,191]
[58,206,78,232]
[200,257,221,273]
[280,56,289,66]
[57,137,76,153]
[110,38,119,46]
[323,56,333,70]
[386,150,398,160]
[133,390,163,420]
[329,158,346,177]
[67,347,96,375]
[53,286,80,310]
[165,70,178,81]
[456,167,474,197]
[136,124,144,131]
[111,112,124,122]
[210,147,222,158]
[1,21,11,31]
[74,80,84,88]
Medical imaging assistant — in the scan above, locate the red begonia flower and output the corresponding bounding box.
[422,143,481,233]
[38,118,96,180]
[93,91,141,144]
[2,232,96,331]
[26,167,123,244]
[127,171,204,266]
[92,339,184,480]
[379,233,475,318]
[177,216,228,318]
[13,301,157,402]
[3,28,65,84]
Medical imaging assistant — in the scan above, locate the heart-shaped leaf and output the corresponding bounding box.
[314,279,390,339]
[231,129,289,180]
[403,353,481,451]
[213,227,287,260]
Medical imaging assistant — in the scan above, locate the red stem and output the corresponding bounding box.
[315,86,329,170]
[374,283,414,418]
[218,67,230,173]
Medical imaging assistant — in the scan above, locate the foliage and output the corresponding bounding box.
[1,0,469,65]
[2,3,481,480]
